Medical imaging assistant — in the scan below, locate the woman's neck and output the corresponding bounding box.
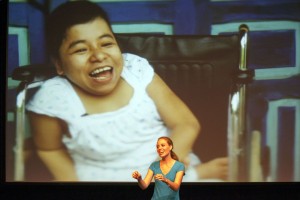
[161,155,174,163]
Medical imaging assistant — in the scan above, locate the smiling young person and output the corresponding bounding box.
[132,137,185,200]
[26,1,227,182]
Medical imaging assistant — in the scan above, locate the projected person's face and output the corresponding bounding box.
[54,17,124,96]
[156,139,172,158]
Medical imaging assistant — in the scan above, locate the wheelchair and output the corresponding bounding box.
[10,24,261,182]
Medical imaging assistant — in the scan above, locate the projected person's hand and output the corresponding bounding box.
[196,157,228,180]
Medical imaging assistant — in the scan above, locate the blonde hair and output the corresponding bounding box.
[157,136,179,161]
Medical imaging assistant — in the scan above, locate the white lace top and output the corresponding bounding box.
[26,53,200,181]
[26,54,169,181]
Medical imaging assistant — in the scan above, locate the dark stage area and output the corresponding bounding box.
[1,182,299,200]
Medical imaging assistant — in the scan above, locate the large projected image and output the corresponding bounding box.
[6,0,300,183]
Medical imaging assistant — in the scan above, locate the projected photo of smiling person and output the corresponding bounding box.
[26,1,227,182]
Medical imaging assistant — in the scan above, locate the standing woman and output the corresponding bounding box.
[132,137,185,200]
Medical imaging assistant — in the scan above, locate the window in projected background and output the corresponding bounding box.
[213,20,300,182]
[212,21,300,80]
[112,23,173,35]
[7,27,29,89]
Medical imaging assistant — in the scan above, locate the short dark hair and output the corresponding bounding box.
[45,0,112,60]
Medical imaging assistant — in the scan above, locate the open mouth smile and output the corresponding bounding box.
[89,66,113,81]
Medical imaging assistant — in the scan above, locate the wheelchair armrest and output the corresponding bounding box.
[12,64,57,83]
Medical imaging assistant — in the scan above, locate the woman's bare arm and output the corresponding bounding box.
[154,171,184,191]
[132,170,154,190]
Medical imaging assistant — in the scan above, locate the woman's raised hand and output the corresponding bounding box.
[132,171,142,180]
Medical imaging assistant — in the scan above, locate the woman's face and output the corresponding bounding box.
[156,139,172,158]
[54,17,123,96]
